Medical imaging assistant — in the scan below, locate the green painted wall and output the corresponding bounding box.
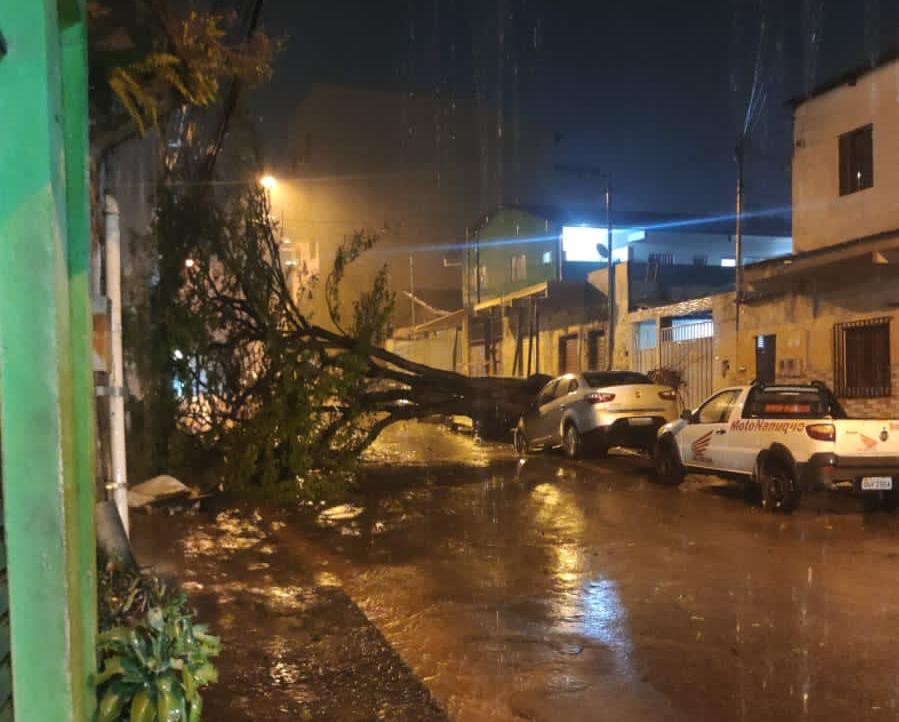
[465,209,559,304]
[0,0,97,719]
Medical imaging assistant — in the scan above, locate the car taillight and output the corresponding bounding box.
[806,424,835,442]
[586,392,616,404]
[658,389,677,401]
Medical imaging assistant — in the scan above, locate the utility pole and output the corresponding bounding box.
[606,180,615,370]
[474,228,481,305]
[409,254,416,327]
[734,135,745,333]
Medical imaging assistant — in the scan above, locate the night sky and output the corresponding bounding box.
[252,0,899,218]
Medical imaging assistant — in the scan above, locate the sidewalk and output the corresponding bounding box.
[131,506,448,722]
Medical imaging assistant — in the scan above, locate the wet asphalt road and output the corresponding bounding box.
[138,423,899,721]
[296,423,899,722]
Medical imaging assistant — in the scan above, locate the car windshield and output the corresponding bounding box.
[744,388,847,419]
[582,372,652,388]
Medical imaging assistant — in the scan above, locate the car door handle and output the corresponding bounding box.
[715,429,727,435]
[559,404,566,410]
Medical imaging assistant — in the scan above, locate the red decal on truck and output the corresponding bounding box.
[692,431,713,462]
[859,434,878,450]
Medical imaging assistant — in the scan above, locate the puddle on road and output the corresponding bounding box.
[283,446,899,722]
[137,423,899,722]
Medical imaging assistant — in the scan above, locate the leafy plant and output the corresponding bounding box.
[96,567,220,722]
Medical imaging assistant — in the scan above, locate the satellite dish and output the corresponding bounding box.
[596,243,609,259]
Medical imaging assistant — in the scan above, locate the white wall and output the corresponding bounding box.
[629,231,792,266]
[793,61,899,253]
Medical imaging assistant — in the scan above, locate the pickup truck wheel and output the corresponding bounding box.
[562,423,583,459]
[760,462,800,513]
[513,427,529,457]
[655,437,685,486]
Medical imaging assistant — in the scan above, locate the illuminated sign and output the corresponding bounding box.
[562,226,608,262]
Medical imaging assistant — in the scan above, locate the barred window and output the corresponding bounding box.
[838,124,873,196]
[833,317,891,398]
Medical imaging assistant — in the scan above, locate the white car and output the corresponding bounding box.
[514,371,678,458]
[655,382,899,512]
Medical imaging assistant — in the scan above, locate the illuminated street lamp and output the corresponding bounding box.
[259,174,277,191]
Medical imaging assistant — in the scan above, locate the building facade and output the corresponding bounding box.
[617,57,899,418]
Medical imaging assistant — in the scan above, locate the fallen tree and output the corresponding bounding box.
[132,186,546,498]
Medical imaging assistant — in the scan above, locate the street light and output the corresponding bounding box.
[259,174,277,191]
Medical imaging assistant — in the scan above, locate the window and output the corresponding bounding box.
[538,380,559,406]
[478,265,488,291]
[692,255,708,266]
[834,317,891,398]
[634,321,657,350]
[542,250,553,265]
[696,389,741,424]
[583,371,651,388]
[648,252,674,265]
[743,387,846,420]
[554,377,577,398]
[839,124,873,196]
[553,380,570,399]
[720,258,736,268]
[510,254,527,282]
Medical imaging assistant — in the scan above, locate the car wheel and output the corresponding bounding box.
[513,427,529,457]
[562,423,582,459]
[760,462,800,513]
[654,436,685,486]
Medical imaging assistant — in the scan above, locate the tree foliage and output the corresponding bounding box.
[88,0,278,155]
[135,187,545,501]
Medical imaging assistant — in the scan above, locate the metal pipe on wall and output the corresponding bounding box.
[104,194,129,536]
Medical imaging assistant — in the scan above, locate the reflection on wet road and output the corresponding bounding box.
[281,425,899,722]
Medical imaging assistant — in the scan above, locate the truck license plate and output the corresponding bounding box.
[861,477,893,491]
[628,417,653,427]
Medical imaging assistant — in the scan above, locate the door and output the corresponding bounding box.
[755,335,776,384]
[587,330,605,370]
[541,377,577,445]
[677,389,742,470]
[559,334,579,374]
[528,379,560,443]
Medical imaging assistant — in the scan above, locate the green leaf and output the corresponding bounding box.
[181,666,195,701]
[97,681,129,722]
[187,694,202,722]
[156,678,187,722]
[130,689,156,722]
[94,656,126,686]
[192,663,218,687]
[147,607,165,631]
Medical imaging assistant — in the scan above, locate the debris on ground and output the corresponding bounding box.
[317,504,365,526]
[128,474,208,511]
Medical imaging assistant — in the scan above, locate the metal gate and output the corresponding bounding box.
[659,321,714,411]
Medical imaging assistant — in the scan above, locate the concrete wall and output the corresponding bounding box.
[616,269,899,418]
[793,61,899,253]
[387,327,463,373]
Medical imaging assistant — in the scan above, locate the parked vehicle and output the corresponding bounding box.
[655,381,899,512]
[513,371,679,458]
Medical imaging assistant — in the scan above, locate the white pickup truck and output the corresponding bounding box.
[654,382,899,512]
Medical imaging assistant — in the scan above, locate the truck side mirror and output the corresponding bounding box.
[680,409,694,423]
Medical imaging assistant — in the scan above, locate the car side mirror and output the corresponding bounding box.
[680,409,694,423]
